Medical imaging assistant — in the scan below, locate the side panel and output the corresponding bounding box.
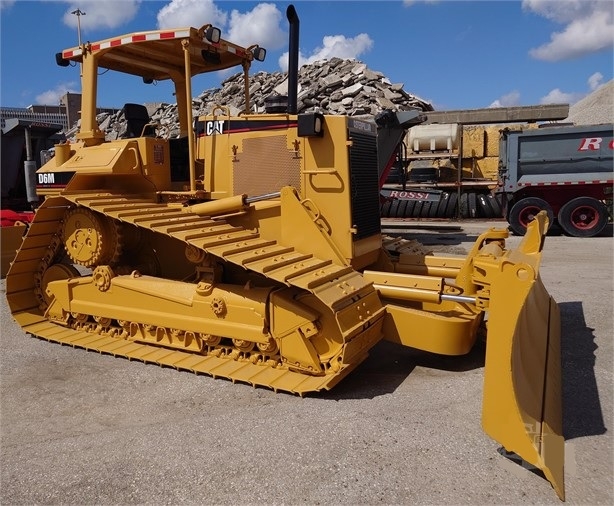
[36,138,173,194]
[502,124,614,192]
[302,115,382,267]
[195,115,300,198]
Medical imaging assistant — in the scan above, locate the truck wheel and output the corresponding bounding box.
[557,197,609,237]
[508,197,554,236]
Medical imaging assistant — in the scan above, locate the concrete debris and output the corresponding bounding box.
[83,58,433,140]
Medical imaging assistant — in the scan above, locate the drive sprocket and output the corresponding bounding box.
[62,207,122,267]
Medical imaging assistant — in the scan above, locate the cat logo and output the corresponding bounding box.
[205,120,225,135]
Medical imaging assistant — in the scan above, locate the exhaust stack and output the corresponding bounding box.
[286,5,299,115]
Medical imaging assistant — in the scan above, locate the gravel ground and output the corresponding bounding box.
[1,221,612,505]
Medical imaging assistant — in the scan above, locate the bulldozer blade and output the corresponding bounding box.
[480,213,564,500]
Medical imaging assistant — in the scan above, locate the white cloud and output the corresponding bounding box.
[0,1,16,10]
[226,3,286,50]
[588,71,605,91]
[523,0,614,61]
[540,72,608,105]
[539,88,581,105]
[157,0,227,29]
[62,1,141,32]
[278,33,374,71]
[36,82,80,105]
[153,1,371,72]
[489,90,521,108]
[157,2,285,51]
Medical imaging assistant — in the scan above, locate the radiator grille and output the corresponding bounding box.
[349,130,381,240]
[233,135,301,196]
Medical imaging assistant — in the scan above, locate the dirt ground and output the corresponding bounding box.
[1,220,612,505]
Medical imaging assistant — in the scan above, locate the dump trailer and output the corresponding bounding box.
[5,5,564,500]
[497,123,613,237]
[379,105,571,221]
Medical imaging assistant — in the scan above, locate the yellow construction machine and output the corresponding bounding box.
[5,5,564,500]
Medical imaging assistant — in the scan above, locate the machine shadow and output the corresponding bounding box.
[324,338,486,401]
[381,227,479,248]
[325,298,607,434]
[559,301,607,440]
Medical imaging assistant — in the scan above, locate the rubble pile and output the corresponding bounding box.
[92,58,432,140]
[564,79,613,125]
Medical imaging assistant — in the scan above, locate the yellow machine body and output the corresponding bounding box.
[4,7,564,500]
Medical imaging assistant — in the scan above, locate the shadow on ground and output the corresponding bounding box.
[325,338,486,401]
[559,300,607,440]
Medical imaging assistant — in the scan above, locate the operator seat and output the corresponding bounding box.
[122,103,156,138]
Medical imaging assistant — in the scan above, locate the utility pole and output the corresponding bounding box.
[71,8,86,76]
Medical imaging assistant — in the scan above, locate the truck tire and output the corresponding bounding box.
[508,197,554,236]
[437,193,450,218]
[429,198,440,218]
[381,200,392,218]
[459,193,469,218]
[488,193,504,218]
[389,200,401,218]
[557,197,609,237]
[395,199,408,218]
[477,193,504,219]
[412,200,425,218]
[446,192,458,218]
[422,201,433,217]
[477,193,493,218]
[468,192,479,218]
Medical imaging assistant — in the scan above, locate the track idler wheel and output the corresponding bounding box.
[39,263,81,307]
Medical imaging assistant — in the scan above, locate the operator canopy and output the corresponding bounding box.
[56,25,266,81]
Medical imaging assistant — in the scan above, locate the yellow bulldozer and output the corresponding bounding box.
[4,5,564,500]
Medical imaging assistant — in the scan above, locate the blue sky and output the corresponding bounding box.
[1,0,613,111]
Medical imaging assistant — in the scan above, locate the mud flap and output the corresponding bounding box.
[479,213,564,500]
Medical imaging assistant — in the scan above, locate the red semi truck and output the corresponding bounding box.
[497,123,613,237]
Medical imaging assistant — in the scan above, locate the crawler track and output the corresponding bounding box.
[6,193,384,394]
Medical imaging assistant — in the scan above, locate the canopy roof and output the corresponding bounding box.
[61,27,254,81]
